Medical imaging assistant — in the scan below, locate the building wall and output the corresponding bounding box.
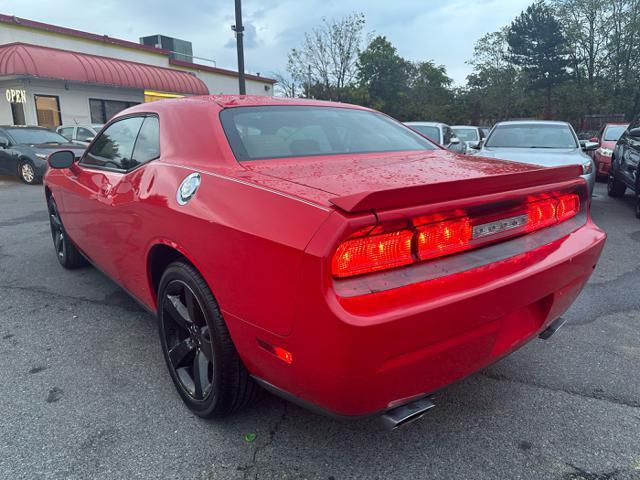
[0,21,274,96]
[0,78,143,126]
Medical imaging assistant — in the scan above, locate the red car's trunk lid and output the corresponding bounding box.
[243,150,583,213]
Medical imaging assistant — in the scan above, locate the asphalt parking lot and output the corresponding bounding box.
[0,175,639,480]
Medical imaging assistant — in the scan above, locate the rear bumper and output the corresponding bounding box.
[594,153,611,176]
[232,221,605,417]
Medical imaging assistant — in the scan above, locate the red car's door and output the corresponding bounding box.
[60,115,159,284]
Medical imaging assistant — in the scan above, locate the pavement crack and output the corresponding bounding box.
[243,401,288,480]
[481,372,640,409]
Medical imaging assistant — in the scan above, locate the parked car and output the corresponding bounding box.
[44,96,604,428]
[480,126,491,138]
[607,115,640,217]
[404,121,467,154]
[473,120,597,196]
[451,125,487,150]
[0,126,86,184]
[589,123,629,178]
[56,124,103,145]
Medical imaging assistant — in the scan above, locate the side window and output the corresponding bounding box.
[58,127,74,140]
[443,127,452,144]
[131,116,160,166]
[0,130,10,146]
[82,117,144,171]
[77,127,95,142]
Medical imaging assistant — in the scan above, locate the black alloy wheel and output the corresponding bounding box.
[157,261,260,418]
[47,197,86,269]
[161,279,215,401]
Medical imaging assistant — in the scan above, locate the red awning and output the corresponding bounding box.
[0,42,209,95]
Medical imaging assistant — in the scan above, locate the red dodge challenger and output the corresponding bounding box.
[44,96,605,429]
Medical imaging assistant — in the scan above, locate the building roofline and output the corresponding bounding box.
[168,58,276,84]
[0,13,277,84]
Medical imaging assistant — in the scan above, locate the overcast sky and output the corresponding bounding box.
[3,0,532,85]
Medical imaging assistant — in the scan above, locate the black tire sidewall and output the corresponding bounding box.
[157,262,223,417]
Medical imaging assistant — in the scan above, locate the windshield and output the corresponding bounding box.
[220,106,437,161]
[452,127,478,142]
[407,125,441,143]
[603,125,628,142]
[485,124,578,149]
[6,128,69,145]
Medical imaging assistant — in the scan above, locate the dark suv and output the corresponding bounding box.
[607,116,640,216]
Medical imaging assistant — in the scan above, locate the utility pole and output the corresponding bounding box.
[231,0,246,95]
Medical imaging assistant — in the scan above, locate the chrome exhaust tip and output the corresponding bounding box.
[381,397,435,430]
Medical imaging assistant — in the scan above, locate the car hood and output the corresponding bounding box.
[475,147,590,167]
[239,150,582,212]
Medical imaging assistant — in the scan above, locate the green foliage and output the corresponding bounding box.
[281,3,640,127]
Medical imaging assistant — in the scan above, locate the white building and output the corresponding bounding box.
[0,14,275,128]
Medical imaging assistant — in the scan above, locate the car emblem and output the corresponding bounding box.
[177,173,201,205]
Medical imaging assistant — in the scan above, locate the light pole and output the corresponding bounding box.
[231,0,246,95]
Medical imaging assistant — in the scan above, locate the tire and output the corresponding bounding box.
[607,161,626,197]
[47,196,88,269]
[157,261,260,418]
[18,159,40,185]
[635,196,640,219]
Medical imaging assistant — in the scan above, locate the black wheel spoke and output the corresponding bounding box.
[185,289,197,323]
[54,232,63,253]
[164,294,191,330]
[193,350,209,399]
[200,327,213,362]
[50,214,62,230]
[168,338,194,369]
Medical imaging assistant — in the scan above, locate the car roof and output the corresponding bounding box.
[495,120,571,127]
[404,122,444,127]
[0,125,49,129]
[451,125,480,129]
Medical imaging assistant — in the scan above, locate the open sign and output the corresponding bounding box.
[5,89,27,104]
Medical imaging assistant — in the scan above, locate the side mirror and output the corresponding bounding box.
[450,136,460,145]
[0,139,8,149]
[469,141,482,150]
[48,150,76,169]
[583,141,599,152]
[629,128,640,138]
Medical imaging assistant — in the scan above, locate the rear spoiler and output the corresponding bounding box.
[329,164,583,213]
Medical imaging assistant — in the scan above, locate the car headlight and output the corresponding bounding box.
[582,161,593,175]
[597,147,613,157]
[35,153,48,160]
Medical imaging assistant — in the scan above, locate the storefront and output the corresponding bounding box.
[0,14,275,129]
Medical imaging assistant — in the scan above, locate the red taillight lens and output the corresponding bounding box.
[526,198,557,232]
[332,192,582,278]
[416,217,473,260]
[557,193,580,221]
[332,230,413,278]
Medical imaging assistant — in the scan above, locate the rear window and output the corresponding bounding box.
[485,124,578,149]
[603,125,627,142]
[220,106,436,161]
[452,127,479,142]
[407,125,441,143]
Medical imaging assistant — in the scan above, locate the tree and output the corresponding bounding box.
[507,1,570,118]
[272,72,297,98]
[287,13,365,101]
[407,61,454,121]
[356,36,412,118]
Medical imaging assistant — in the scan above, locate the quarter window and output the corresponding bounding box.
[77,127,95,142]
[82,117,144,171]
[58,127,74,140]
[131,116,160,166]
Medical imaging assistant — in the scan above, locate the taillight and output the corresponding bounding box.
[332,230,413,278]
[331,192,581,278]
[416,217,472,261]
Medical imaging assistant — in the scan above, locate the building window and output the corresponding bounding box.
[11,102,26,125]
[34,95,62,129]
[89,99,139,124]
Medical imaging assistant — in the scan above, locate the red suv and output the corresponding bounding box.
[592,123,629,177]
